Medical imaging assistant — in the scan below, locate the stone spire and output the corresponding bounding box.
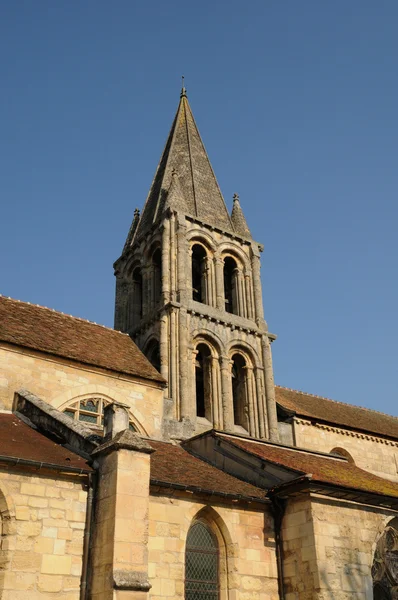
[133,87,233,240]
[231,193,252,238]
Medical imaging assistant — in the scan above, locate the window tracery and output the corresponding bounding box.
[373,518,398,599]
[62,397,137,431]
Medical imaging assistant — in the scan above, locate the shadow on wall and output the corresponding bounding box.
[318,549,373,600]
[317,518,398,600]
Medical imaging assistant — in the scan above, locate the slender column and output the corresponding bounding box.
[262,336,279,441]
[161,219,170,303]
[215,257,225,311]
[179,309,190,421]
[159,312,169,397]
[251,250,265,327]
[244,366,255,436]
[170,213,176,301]
[255,369,266,439]
[233,268,240,315]
[245,272,254,320]
[211,356,220,428]
[204,257,211,305]
[191,349,198,420]
[169,307,177,413]
[210,255,217,307]
[176,216,188,304]
[238,270,247,318]
[220,356,233,432]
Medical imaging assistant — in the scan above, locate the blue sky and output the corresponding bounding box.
[1,1,397,415]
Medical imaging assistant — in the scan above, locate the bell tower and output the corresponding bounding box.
[114,86,279,441]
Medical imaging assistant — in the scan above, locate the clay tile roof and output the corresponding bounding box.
[149,439,267,502]
[0,413,92,472]
[223,435,398,500]
[0,296,164,384]
[276,386,398,440]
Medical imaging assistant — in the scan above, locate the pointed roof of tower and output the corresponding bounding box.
[231,193,252,238]
[135,86,233,239]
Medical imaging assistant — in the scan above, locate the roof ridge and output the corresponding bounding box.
[0,295,129,336]
[276,384,398,421]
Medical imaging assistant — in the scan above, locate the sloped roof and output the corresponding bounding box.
[0,413,92,472]
[222,434,398,500]
[276,386,398,440]
[0,296,164,384]
[132,89,233,242]
[149,439,267,502]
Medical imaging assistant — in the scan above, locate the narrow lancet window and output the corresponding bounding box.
[223,256,238,315]
[185,522,219,600]
[132,267,143,325]
[152,248,162,307]
[195,344,212,420]
[231,354,249,430]
[192,244,208,304]
[145,339,161,373]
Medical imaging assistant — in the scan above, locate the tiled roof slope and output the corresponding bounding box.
[276,386,398,440]
[224,435,398,499]
[0,296,164,384]
[149,439,267,502]
[132,89,233,241]
[0,413,92,472]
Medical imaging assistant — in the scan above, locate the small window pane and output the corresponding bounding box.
[79,413,98,424]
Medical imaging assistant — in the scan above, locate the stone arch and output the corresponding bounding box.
[188,234,216,307]
[184,506,234,600]
[52,385,148,435]
[227,344,263,437]
[143,337,161,373]
[330,447,355,463]
[372,517,398,598]
[191,330,224,358]
[226,340,261,368]
[218,242,249,269]
[187,229,217,253]
[192,334,223,425]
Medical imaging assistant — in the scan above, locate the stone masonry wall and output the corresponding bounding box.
[310,496,395,600]
[282,494,318,600]
[294,419,398,482]
[282,492,397,600]
[0,468,87,600]
[0,345,163,438]
[148,492,279,600]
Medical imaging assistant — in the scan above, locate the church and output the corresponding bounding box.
[0,87,397,600]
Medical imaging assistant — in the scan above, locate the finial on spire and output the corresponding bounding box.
[134,207,140,218]
[233,193,240,203]
[180,75,187,98]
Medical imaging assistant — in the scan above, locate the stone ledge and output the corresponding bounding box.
[113,570,151,591]
[91,429,154,457]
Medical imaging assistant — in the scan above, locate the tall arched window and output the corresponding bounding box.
[195,344,212,420]
[185,521,219,600]
[152,248,162,307]
[145,339,161,373]
[223,256,238,315]
[192,244,208,304]
[231,354,249,430]
[372,517,398,599]
[131,267,143,326]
